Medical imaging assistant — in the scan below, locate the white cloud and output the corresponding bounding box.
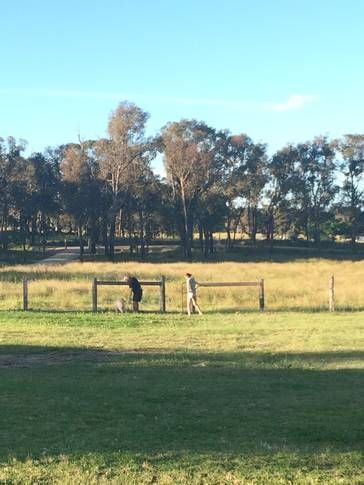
[0,89,318,114]
[270,94,317,112]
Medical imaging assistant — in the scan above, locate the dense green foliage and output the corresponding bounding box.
[1,105,363,260]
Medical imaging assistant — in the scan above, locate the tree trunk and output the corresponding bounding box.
[203,228,209,259]
[226,215,232,249]
[180,181,191,258]
[139,210,146,260]
[40,211,47,254]
[233,209,243,242]
[20,213,27,257]
[127,215,134,255]
[209,231,214,254]
[350,207,357,248]
[88,215,97,255]
[0,216,4,250]
[2,211,9,250]
[198,224,204,253]
[117,209,123,237]
[313,207,321,247]
[249,205,257,245]
[108,218,116,261]
[188,215,194,254]
[266,208,274,253]
[102,218,109,257]
[30,216,37,246]
[78,224,84,262]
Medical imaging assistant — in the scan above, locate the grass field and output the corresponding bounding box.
[0,309,363,484]
[0,259,363,312]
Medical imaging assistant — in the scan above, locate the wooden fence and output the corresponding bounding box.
[19,275,338,313]
[91,276,166,313]
[329,275,335,312]
[181,279,265,312]
[23,278,29,311]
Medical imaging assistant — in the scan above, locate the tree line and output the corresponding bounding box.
[1,101,363,260]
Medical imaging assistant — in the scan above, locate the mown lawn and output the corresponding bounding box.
[0,311,363,484]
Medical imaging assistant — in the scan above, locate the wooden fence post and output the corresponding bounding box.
[160,275,166,313]
[329,275,335,312]
[92,278,98,313]
[23,278,28,311]
[259,279,265,312]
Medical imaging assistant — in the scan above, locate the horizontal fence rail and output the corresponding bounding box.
[197,282,261,287]
[95,281,161,286]
[92,276,166,313]
[181,279,265,313]
[16,275,337,313]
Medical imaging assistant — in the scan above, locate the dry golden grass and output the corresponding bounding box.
[0,259,363,312]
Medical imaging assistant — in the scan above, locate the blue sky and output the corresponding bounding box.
[1,0,363,173]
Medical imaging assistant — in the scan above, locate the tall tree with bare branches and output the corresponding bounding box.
[96,101,154,259]
[161,119,225,258]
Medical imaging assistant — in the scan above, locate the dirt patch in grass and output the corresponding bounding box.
[0,348,166,368]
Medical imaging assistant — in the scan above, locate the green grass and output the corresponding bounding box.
[0,311,363,484]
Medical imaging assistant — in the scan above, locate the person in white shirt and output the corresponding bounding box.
[185,273,203,316]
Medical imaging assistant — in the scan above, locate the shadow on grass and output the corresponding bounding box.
[83,244,364,263]
[0,345,363,461]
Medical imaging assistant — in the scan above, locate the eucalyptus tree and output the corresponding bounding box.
[161,119,225,258]
[27,151,60,246]
[294,137,338,245]
[60,141,100,259]
[339,134,364,245]
[265,144,298,244]
[155,182,179,238]
[10,155,34,251]
[0,137,28,250]
[224,135,267,245]
[122,156,162,258]
[222,134,248,248]
[96,101,155,259]
[196,186,227,257]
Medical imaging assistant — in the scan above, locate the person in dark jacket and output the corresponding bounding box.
[124,274,143,312]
